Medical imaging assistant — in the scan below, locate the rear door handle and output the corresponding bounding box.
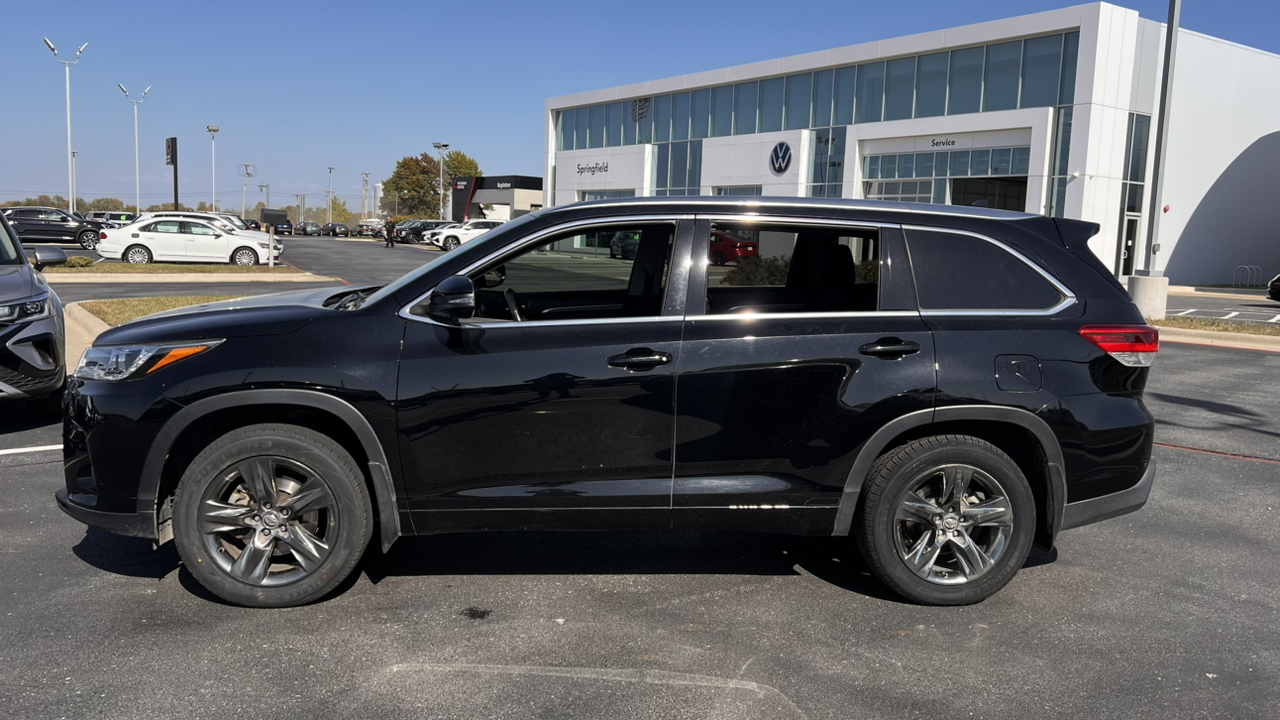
[859,337,921,359]
[607,348,672,371]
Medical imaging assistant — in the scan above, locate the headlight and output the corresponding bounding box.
[74,340,222,382]
[257,242,269,248]
[0,293,52,324]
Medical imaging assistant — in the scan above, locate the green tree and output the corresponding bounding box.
[443,150,482,185]
[380,153,443,218]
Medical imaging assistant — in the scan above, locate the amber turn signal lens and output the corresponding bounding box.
[146,344,211,374]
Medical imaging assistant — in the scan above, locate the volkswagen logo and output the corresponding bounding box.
[769,142,792,175]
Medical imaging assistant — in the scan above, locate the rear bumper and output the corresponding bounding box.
[1061,458,1156,531]
[56,487,155,539]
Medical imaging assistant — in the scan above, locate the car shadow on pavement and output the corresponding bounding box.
[72,529,180,580]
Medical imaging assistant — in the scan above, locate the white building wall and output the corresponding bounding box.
[1154,30,1280,283]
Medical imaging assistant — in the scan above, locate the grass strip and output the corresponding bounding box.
[80,296,244,327]
[1153,316,1280,337]
[45,263,300,274]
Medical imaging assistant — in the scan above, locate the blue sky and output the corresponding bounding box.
[2,0,1274,212]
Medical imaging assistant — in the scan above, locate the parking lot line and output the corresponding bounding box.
[1269,314,1280,323]
[0,444,61,456]
[1223,311,1240,319]
[1175,309,1196,316]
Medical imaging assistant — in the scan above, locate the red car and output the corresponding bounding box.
[709,231,759,265]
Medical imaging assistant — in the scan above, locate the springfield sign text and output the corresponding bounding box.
[577,162,609,176]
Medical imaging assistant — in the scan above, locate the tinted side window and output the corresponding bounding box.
[906,229,1064,310]
[146,221,182,234]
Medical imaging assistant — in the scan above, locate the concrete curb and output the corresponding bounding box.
[1158,326,1280,353]
[63,302,110,370]
[46,272,334,284]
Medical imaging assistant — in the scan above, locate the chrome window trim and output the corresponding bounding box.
[398,214,694,326]
[901,224,1078,317]
[697,214,898,231]
[403,314,682,331]
[685,311,917,322]
[548,195,1034,222]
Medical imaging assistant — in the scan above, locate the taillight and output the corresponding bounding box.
[99,232,107,239]
[1080,324,1159,367]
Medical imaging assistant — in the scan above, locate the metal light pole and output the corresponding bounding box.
[327,166,335,223]
[433,142,449,219]
[361,172,370,219]
[237,164,257,218]
[44,38,88,213]
[118,84,150,214]
[70,151,77,210]
[258,183,270,208]
[206,125,219,211]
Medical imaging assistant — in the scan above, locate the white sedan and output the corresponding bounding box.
[97,218,276,265]
[436,219,505,251]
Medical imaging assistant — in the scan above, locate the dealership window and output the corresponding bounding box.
[588,105,605,149]
[948,47,984,115]
[812,69,834,128]
[575,108,589,151]
[915,52,948,117]
[884,57,916,121]
[855,63,885,123]
[702,222,880,315]
[715,186,763,196]
[692,88,711,140]
[555,112,570,151]
[833,66,856,125]
[1021,35,1064,108]
[673,92,691,141]
[733,82,758,135]
[606,102,624,147]
[759,77,784,132]
[711,85,734,137]
[1060,32,1080,105]
[654,140,703,196]
[785,73,813,131]
[581,190,636,201]
[655,95,672,143]
[863,146,1030,205]
[808,127,846,198]
[983,41,1022,112]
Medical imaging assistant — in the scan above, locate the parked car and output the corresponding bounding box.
[0,213,67,412]
[1,206,101,249]
[436,219,504,251]
[423,222,461,246]
[85,211,137,226]
[1269,273,1279,301]
[96,217,275,265]
[608,230,640,259]
[56,196,1159,609]
[353,222,379,237]
[295,222,321,236]
[134,211,283,257]
[708,230,759,265]
[320,223,350,237]
[243,219,261,231]
[400,220,451,244]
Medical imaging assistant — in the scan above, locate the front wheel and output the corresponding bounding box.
[78,230,99,250]
[232,247,258,266]
[172,424,373,608]
[856,435,1034,605]
[443,237,459,251]
[124,245,152,264]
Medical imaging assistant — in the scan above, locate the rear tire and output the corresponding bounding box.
[78,230,99,250]
[856,435,1035,605]
[443,237,459,251]
[124,245,152,264]
[172,424,373,608]
[711,251,725,266]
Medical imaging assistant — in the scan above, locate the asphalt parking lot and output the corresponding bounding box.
[1165,290,1280,324]
[1,237,1275,718]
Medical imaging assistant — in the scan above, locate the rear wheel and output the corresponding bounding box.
[232,247,258,266]
[78,230,99,250]
[124,245,152,264]
[172,424,373,608]
[856,435,1034,605]
[711,250,726,266]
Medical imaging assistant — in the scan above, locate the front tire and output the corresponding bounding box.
[443,237,459,251]
[856,435,1034,605]
[232,247,258,266]
[172,424,373,608]
[124,245,152,264]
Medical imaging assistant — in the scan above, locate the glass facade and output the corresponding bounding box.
[863,146,1032,205]
[554,32,1080,151]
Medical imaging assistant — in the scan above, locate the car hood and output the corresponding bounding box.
[0,265,34,301]
[95,286,358,345]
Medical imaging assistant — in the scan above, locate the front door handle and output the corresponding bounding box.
[607,348,672,371]
[859,337,921,359]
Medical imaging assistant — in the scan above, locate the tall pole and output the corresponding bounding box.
[433,142,449,219]
[45,39,87,213]
[1142,0,1181,277]
[119,85,150,214]
[361,172,370,219]
[259,183,270,208]
[238,164,256,218]
[71,151,77,210]
[327,166,334,223]
[207,126,220,211]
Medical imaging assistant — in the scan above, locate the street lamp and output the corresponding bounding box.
[44,38,88,213]
[258,183,270,208]
[327,166,335,223]
[207,125,219,211]
[433,142,449,220]
[119,84,150,214]
[70,151,77,210]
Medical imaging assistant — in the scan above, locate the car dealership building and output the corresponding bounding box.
[544,2,1280,284]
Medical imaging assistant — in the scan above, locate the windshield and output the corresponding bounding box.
[365,210,544,307]
[0,219,19,264]
[221,216,247,229]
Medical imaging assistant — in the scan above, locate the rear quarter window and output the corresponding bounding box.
[906,228,1066,311]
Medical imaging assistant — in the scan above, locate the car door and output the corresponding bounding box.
[671,216,936,534]
[395,216,694,533]
[181,221,229,262]
[133,220,187,261]
[4,210,40,242]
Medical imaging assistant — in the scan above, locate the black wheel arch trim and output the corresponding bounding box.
[831,404,1066,547]
[137,389,403,553]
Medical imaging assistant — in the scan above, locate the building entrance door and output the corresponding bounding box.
[950,177,1028,211]
[1117,215,1140,276]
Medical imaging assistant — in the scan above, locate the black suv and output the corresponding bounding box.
[57,197,1158,608]
[2,206,102,249]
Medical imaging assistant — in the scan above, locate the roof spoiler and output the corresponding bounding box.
[1052,217,1128,294]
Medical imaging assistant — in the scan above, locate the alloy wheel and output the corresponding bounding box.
[79,231,99,250]
[198,456,339,587]
[892,463,1014,585]
[126,246,150,264]
[234,249,257,266]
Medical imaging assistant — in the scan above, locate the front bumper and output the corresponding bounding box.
[1061,458,1157,530]
[55,487,155,539]
[0,312,66,400]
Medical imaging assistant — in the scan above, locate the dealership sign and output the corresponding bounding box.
[769,142,792,175]
[577,162,609,176]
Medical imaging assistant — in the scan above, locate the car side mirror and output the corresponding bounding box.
[477,265,506,289]
[213,233,222,239]
[424,275,476,324]
[31,245,68,272]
